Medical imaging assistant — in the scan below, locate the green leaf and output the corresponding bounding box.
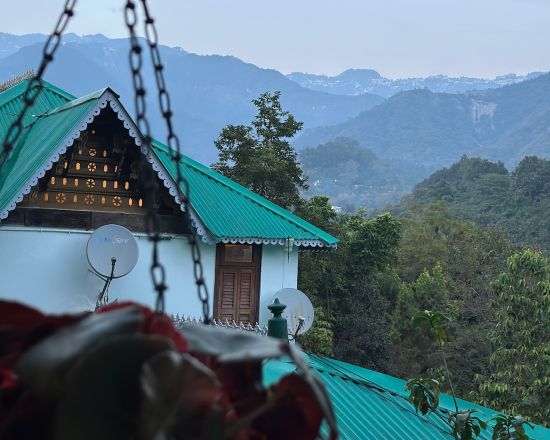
[405,377,441,415]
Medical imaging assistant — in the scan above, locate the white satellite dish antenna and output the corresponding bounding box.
[272,288,315,336]
[87,224,139,278]
[87,224,139,306]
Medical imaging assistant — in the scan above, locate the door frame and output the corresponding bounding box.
[213,243,262,324]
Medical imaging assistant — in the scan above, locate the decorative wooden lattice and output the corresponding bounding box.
[19,113,173,215]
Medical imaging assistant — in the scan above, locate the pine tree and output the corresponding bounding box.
[212,91,307,209]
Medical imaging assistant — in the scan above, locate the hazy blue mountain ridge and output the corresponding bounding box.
[296,73,550,178]
[0,33,47,60]
[0,33,383,163]
[4,32,550,215]
[288,68,545,98]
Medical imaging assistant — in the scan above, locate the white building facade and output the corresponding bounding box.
[0,227,299,324]
[0,79,337,325]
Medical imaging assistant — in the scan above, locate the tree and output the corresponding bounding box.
[390,265,453,380]
[212,91,307,209]
[401,155,550,253]
[476,249,550,426]
[296,306,334,357]
[405,309,534,440]
[297,197,401,371]
[391,202,513,397]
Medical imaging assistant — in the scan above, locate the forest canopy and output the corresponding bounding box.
[401,155,550,252]
[213,93,550,427]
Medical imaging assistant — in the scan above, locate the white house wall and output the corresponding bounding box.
[0,227,299,325]
[0,227,217,317]
[258,245,299,325]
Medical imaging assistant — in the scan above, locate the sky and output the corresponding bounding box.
[2,0,550,78]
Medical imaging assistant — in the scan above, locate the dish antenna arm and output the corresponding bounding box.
[290,316,305,341]
[97,257,117,306]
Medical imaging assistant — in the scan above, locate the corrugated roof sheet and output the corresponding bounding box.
[0,80,339,246]
[0,79,74,137]
[263,354,550,440]
[0,99,99,214]
[153,140,338,245]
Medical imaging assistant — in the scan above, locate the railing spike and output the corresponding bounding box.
[171,315,268,335]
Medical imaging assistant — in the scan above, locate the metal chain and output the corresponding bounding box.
[125,1,211,323]
[0,0,77,174]
[124,0,167,314]
[138,0,211,323]
[0,0,209,322]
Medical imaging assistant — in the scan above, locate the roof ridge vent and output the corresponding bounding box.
[0,70,35,93]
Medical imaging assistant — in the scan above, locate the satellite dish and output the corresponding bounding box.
[272,288,314,335]
[87,224,139,278]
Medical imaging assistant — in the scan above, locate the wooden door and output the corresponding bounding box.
[214,244,261,324]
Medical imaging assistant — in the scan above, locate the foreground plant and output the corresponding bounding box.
[406,310,532,440]
[0,300,337,440]
[405,377,440,416]
[491,415,533,440]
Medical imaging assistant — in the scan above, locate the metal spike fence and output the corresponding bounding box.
[0,70,35,93]
[171,314,268,336]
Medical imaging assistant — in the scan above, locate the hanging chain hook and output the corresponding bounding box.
[0,0,77,175]
[137,0,211,323]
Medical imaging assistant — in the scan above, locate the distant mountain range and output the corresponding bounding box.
[296,73,550,178]
[3,33,550,213]
[0,33,382,163]
[288,69,545,98]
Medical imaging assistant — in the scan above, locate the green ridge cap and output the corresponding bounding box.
[45,87,110,116]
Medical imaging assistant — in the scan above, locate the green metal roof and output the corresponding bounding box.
[153,140,339,246]
[0,79,74,137]
[0,80,338,247]
[263,354,550,440]
[0,80,101,214]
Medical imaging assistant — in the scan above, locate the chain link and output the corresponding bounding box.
[0,0,77,174]
[126,0,211,322]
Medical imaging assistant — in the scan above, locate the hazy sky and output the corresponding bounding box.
[3,0,550,78]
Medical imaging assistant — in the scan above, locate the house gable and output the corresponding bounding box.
[0,80,339,248]
[6,105,189,233]
[0,84,207,236]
